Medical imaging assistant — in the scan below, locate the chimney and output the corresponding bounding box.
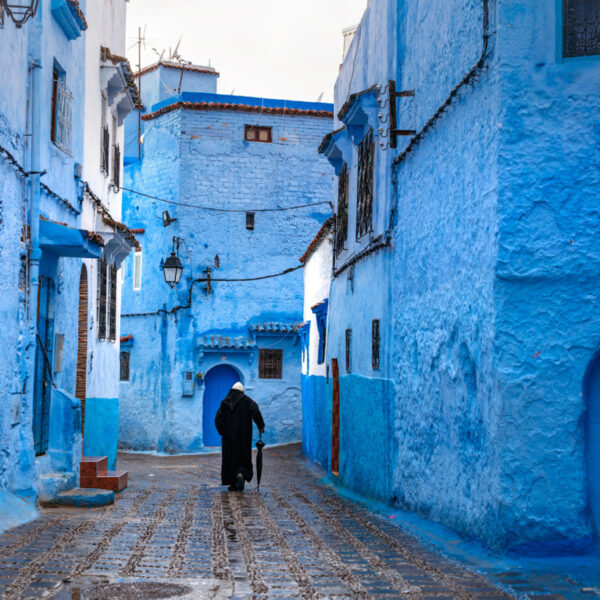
[342,25,358,61]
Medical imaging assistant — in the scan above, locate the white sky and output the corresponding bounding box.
[126,0,367,104]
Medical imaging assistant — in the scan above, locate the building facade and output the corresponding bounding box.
[312,0,600,553]
[0,0,137,531]
[118,63,334,454]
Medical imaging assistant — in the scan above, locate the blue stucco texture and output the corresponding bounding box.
[54,488,115,508]
[301,375,332,471]
[0,490,38,535]
[84,398,119,471]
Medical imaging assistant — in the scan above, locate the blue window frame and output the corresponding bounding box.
[312,299,329,365]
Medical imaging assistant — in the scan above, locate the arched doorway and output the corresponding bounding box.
[203,365,240,447]
[75,265,88,434]
[584,354,600,536]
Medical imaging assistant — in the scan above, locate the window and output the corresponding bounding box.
[563,0,600,57]
[108,264,117,342]
[245,124,272,143]
[336,163,349,254]
[97,259,107,339]
[112,144,121,189]
[312,299,329,365]
[259,349,283,379]
[372,319,380,370]
[54,333,65,373]
[101,125,109,174]
[356,128,374,239]
[120,351,130,381]
[246,211,255,230]
[50,64,72,154]
[133,249,142,291]
[345,329,352,373]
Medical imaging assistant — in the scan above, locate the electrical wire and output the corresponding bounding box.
[120,186,332,213]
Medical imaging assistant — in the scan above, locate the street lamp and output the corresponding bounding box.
[1,0,39,28]
[162,237,184,288]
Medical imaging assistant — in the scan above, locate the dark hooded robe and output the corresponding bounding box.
[215,389,265,485]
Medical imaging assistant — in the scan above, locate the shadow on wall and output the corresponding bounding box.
[584,352,600,540]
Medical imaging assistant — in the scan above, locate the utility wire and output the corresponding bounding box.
[120,186,332,213]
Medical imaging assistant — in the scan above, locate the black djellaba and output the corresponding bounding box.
[215,382,265,491]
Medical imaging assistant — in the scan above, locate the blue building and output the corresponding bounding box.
[0,0,138,531]
[311,0,600,553]
[118,61,334,453]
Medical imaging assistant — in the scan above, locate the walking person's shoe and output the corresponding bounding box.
[236,473,245,491]
[227,484,237,492]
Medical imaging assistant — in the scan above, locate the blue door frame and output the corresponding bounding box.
[202,364,240,447]
[33,276,55,456]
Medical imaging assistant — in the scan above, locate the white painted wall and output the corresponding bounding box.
[302,231,333,377]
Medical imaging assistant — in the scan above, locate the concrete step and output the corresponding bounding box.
[51,488,115,508]
[95,470,128,492]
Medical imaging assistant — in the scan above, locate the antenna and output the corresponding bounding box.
[316,91,324,102]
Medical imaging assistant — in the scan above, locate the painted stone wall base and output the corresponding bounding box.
[84,398,119,470]
[302,374,332,470]
[37,472,78,504]
[0,490,38,535]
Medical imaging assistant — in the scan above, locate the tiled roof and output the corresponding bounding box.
[143,101,334,121]
[338,84,379,121]
[120,335,134,343]
[40,216,104,247]
[129,228,145,234]
[299,217,334,263]
[67,0,87,30]
[86,231,105,247]
[135,61,219,78]
[318,126,345,154]
[100,46,143,109]
[198,336,256,350]
[250,323,301,334]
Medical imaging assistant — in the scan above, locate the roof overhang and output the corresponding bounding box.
[318,127,353,176]
[39,219,103,259]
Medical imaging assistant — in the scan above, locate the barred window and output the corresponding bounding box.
[112,144,121,189]
[97,259,107,339]
[133,250,142,291]
[336,163,348,255]
[100,125,109,175]
[372,319,380,370]
[563,0,600,57]
[345,329,352,373]
[356,129,374,239]
[245,125,272,143]
[259,349,283,379]
[50,67,72,155]
[120,351,130,381]
[108,264,117,342]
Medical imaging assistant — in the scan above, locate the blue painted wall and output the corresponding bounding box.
[311,0,600,553]
[119,69,334,453]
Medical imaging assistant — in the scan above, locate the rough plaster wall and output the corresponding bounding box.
[390,0,501,546]
[491,0,600,552]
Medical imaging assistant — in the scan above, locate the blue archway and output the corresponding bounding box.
[584,354,600,536]
[202,364,241,447]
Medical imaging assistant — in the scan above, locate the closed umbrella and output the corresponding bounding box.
[255,433,265,491]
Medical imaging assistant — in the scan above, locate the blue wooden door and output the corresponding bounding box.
[203,365,240,447]
[586,357,600,536]
[33,276,55,455]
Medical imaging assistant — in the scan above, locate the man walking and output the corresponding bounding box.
[215,382,265,491]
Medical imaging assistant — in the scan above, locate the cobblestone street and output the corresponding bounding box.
[0,446,516,599]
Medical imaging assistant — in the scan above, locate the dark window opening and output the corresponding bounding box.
[356,129,374,239]
[372,319,380,370]
[336,163,349,255]
[120,351,130,381]
[259,349,283,379]
[100,125,109,174]
[97,259,107,339]
[50,63,71,154]
[246,211,255,230]
[345,329,352,373]
[108,264,117,342]
[185,371,193,380]
[245,124,272,143]
[317,318,327,365]
[563,0,600,57]
[112,144,121,189]
[50,67,59,144]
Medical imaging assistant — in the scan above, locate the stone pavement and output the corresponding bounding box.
[0,445,517,599]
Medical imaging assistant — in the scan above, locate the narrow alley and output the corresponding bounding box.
[0,446,514,600]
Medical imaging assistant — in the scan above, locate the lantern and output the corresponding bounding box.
[1,0,40,28]
[162,237,184,288]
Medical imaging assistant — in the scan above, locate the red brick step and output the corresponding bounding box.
[80,456,127,492]
[95,470,128,492]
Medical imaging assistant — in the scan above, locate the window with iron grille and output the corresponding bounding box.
[318,319,327,365]
[120,351,130,381]
[345,329,352,373]
[563,0,600,57]
[100,125,109,174]
[372,319,380,370]
[97,259,107,339]
[108,264,117,342]
[112,144,121,189]
[259,349,283,379]
[246,211,255,230]
[356,129,374,239]
[50,68,72,155]
[336,163,348,254]
[245,125,272,143]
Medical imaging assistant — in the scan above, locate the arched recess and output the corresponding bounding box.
[75,264,88,434]
[202,364,241,447]
[584,352,600,537]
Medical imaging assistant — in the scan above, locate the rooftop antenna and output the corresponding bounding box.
[316,91,324,102]
[171,37,182,61]
[136,26,147,161]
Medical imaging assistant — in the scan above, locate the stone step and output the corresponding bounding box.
[80,456,108,478]
[51,488,115,508]
[95,470,128,492]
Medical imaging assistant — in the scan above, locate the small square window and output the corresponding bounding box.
[246,211,255,230]
[259,349,283,379]
[245,124,272,143]
[120,351,130,381]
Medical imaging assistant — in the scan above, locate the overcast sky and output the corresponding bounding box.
[126,0,367,104]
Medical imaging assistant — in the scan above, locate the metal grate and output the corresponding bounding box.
[372,319,380,370]
[97,259,107,339]
[345,329,352,373]
[564,0,600,57]
[356,129,374,239]
[259,349,283,379]
[100,125,109,174]
[51,76,72,155]
[336,163,349,255]
[112,144,121,189]
[108,263,117,341]
[120,351,130,381]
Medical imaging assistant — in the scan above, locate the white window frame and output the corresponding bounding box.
[133,250,142,291]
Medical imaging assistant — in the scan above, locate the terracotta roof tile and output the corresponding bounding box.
[134,61,219,79]
[299,217,334,263]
